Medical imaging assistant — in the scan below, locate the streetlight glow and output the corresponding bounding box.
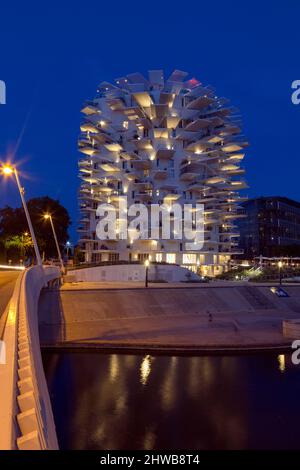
[0,161,42,266]
[2,165,13,175]
[278,260,283,285]
[43,212,65,273]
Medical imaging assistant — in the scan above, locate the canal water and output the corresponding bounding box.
[42,352,300,450]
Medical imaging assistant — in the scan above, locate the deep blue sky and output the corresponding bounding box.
[0,1,299,241]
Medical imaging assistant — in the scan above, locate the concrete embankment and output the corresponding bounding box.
[38,282,300,352]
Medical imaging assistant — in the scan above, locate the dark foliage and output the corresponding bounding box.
[0,196,71,262]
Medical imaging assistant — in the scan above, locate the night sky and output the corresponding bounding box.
[0,1,299,241]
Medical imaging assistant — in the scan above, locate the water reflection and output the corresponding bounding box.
[160,356,177,411]
[278,354,286,373]
[143,426,156,450]
[42,352,300,450]
[140,355,152,385]
[109,354,119,382]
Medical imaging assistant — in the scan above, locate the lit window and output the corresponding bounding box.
[123,121,129,129]
[156,253,163,262]
[182,254,196,264]
[166,253,176,264]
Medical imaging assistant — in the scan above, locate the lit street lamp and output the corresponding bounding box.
[1,164,42,266]
[43,213,65,272]
[278,260,283,286]
[66,241,71,261]
[144,258,150,288]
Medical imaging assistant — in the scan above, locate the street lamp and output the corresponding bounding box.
[278,260,283,286]
[43,213,65,272]
[1,163,42,266]
[144,259,150,288]
[66,241,71,261]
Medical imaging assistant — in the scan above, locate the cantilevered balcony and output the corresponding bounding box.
[80,176,99,185]
[163,191,180,202]
[185,118,211,132]
[186,95,214,110]
[81,102,99,116]
[180,162,203,181]
[153,169,168,180]
[80,122,99,133]
[99,163,120,173]
[131,159,151,170]
[135,191,153,201]
[78,142,98,156]
[132,179,153,190]
[196,196,218,204]
[156,148,175,160]
[228,180,248,190]
[110,192,127,202]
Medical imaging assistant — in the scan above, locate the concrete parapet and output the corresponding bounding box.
[68,263,201,283]
[18,377,34,395]
[17,430,42,450]
[0,266,60,450]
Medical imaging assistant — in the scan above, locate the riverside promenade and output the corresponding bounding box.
[38,281,300,352]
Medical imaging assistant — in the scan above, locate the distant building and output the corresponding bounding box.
[237,197,300,258]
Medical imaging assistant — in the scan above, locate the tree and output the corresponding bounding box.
[0,196,71,261]
[4,233,33,260]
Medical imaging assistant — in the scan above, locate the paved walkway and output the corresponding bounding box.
[61,280,299,291]
[0,271,19,338]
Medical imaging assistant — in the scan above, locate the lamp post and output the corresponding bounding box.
[1,164,42,266]
[278,260,283,286]
[144,259,150,288]
[43,213,65,272]
[66,241,71,261]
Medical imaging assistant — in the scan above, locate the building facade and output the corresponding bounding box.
[237,197,300,258]
[78,70,248,276]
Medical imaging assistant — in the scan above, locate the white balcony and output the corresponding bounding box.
[153,169,168,180]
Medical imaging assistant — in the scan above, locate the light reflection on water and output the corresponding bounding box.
[278,354,286,373]
[42,352,300,450]
[140,355,152,386]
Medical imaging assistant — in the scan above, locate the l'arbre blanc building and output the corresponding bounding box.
[78,70,248,276]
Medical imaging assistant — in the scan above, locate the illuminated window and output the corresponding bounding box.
[156,253,163,262]
[123,120,129,129]
[166,253,176,264]
[182,254,196,264]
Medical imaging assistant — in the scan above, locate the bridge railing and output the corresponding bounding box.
[0,265,61,450]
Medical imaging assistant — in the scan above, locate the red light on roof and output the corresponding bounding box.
[188,78,201,87]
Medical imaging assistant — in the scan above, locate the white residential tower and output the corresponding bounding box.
[78,70,248,276]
